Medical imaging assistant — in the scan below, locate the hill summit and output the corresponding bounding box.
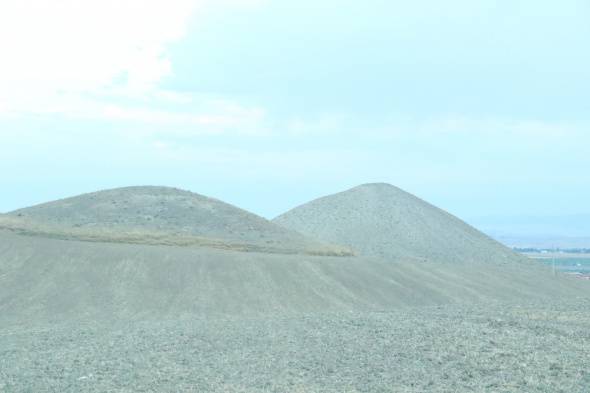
[1,186,351,256]
[0,183,587,324]
[274,183,519,264]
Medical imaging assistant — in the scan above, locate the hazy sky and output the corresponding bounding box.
[1,0,589,222]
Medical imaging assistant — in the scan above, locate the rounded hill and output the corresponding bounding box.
[2,186,350,256]
[274,183,520,264]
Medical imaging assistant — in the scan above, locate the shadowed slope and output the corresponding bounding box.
[0,230,586,325]
[274,183,523,264]
[1,186,351,256]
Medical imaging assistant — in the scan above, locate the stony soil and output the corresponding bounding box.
[2,301,589,393]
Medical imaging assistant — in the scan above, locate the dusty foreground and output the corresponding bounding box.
[1,301,589,393]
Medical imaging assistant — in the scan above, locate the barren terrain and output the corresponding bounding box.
[2,302,589,393]
[1,184,589,392]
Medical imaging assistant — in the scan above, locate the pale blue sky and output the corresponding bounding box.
[0,1,589,233]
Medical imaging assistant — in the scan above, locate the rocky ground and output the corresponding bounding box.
[2,300,589,393]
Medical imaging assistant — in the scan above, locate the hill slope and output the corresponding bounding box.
[0,230,586,325]
[1,186,350,256]
[0,184,587,325]
[274,183,522,264]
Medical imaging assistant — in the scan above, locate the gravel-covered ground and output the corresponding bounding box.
[2,301,590,393]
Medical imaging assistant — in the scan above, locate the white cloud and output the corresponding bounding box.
[0,0,268,133]
[101,101,268,135]
[0,0,199,98]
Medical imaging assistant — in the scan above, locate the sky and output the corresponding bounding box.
[1,0,589,234]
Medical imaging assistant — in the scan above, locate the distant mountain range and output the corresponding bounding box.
[467,214,590,248]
